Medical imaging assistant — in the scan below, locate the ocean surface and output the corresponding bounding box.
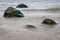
[0,0,60,40]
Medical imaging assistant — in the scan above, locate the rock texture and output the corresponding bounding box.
[42,18,56,25]
[4,7,24,17]
[16,4,28,8]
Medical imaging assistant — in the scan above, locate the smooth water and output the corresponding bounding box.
[0,0,60,40]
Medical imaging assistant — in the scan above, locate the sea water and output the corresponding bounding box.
[0,0,60,40]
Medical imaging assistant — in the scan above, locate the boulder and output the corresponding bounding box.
[4,7,24,17]
[26,25,36,28]
[42,19,56,25]
[16,4,28,8]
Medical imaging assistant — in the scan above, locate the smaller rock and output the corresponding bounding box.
[16,4,28,8]
[42,18,56,25]
[26,25,36,28]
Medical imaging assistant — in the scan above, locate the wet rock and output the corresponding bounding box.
[26,25,36,28]
[16,4,28,8]
[4,7,24,17]
[42,18,56,25]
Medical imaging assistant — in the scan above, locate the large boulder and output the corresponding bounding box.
[16,4,28,8]
[4,7,24,17]
[42,19,56,25]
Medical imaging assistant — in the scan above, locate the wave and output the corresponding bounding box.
[0,2,60,11]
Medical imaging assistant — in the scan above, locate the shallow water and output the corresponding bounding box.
[0,10,60,40]
[0,0,60,40]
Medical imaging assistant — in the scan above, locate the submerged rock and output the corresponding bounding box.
[4,7,24,17]
[26,25,36,28]
[42,19,56,25]
[16,4,28,8]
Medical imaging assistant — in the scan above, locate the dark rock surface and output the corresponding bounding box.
[4,7,24,17]
[42,18,56,25]
[16,4,28,8]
